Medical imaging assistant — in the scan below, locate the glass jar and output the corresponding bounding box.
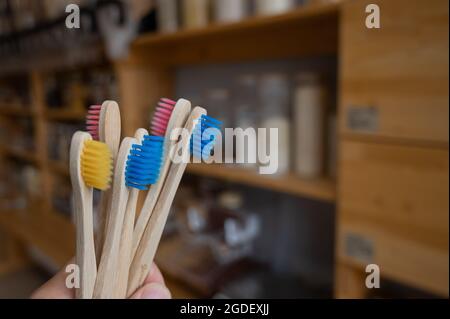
[259,73,291,175]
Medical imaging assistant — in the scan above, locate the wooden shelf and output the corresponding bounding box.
[0,145,39,163]
[187,164,336,202]
[0,105,35,117]
[132,3,339,65]
[0,210,75,267]
[45,109,85,121]
[136,3,339,46]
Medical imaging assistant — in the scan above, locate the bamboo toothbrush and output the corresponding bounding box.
[70,131,113,299]
[131,98,191,259]
[93,137,135,299]
[115,129,164,298]
[86,102,121,260]
[127,107,222,295]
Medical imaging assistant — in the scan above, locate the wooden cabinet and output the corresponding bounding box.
[337,0,449,297]
[339,0,449,144]
[337,141,449,296]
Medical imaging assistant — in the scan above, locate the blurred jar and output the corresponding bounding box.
[255,0,295,16]
[182,0,210,29]
[213,0,248,23]
[235,74,258,169]
[294,72,326,178]
[156,0,179,33]
[259,73,291,175]
[205,88,233,163]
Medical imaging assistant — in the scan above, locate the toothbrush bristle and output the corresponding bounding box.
[125,135,164,190]
[150,98,176,136]
[86,105,102,140]
[81,140,113,190]
[190,115,222,160]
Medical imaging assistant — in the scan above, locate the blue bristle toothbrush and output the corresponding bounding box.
[127,107,222,296]
[131,99,192,260]
[115,129,164,298]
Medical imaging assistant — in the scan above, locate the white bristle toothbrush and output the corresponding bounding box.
[114,129,164,298]
[93,137,135,299]
[86,102,121,260]
[70,131,113,299]
[127,107,222,296]
[131,98,192,259]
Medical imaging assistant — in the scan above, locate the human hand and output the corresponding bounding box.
[31,261,171,299]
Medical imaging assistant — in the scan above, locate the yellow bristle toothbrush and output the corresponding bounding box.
[70,131,113,299]
[115,128,164,298]
[131,98,192,259]
[93,137,135,299]
[127,107,222,296]
[86,101,121,260]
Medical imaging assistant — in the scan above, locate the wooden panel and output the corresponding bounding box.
[337,140,449,296]
[339,0,449,144]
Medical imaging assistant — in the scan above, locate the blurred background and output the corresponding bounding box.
[0,0,448,299]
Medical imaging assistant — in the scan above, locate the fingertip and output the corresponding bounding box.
[131,282,172,300]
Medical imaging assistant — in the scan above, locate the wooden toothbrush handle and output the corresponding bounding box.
[74,185,97,299]
[94,138,134,299]
[115,188,139,298]
[127,162,188,296]
[95,189,112,263]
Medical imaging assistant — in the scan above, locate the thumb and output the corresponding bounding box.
[130,282,172,299]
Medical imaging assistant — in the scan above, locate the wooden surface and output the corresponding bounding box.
[0,210,75,268]
[337,140,449,296]
[336,0,449,298]
[339,0,449,145]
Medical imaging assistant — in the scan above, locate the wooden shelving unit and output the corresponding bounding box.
[1,0,447,299]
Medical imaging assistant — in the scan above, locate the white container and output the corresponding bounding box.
[213,0,247,23]
[156,0,179,33]
[294,73,326,178]
[255,0,295,16]
[260,74,291,175]
[182,0,210,29]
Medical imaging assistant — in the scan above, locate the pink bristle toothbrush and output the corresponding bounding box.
[151,98,177,136]
[86,105,102,141]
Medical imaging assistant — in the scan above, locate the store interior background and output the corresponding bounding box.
[0,0,448,298]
